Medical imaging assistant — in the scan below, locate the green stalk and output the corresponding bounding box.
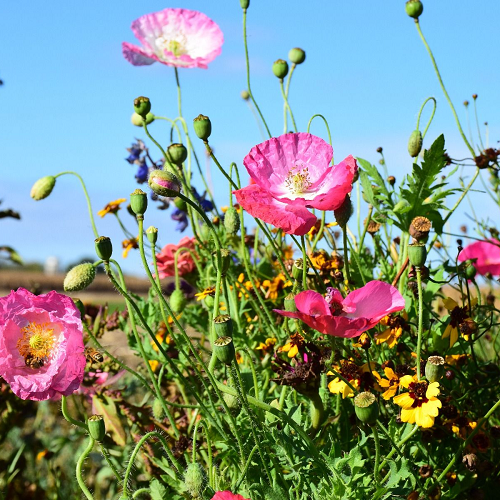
[372,426,381,486]
[75,435,95,500]
[416,267,424,380]
[279,79,297,132]
[61,395,87,430]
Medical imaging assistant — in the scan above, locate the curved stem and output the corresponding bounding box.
[416,267,424,380]
[415,97,437,139]
[143,121,167,160]
[99,442,121,482]
[301,235,307,289]
[61,395,87,430]
[54,172,98,238]
[76,435,95,500]
[306,114,333,162]
[279,79,297,132]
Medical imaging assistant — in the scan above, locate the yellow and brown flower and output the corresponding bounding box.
[97,198,127,218]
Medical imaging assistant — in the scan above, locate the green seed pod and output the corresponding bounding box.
[334,195,353,228]
[463,259,477,280]
[240,0,250,9]
[167,143,188,166]
[95,236,113,261]
[170,289,187,315]
[212,249,231,275]
[292,259,305,281]
[64,263,96,292]
[146,226,158,244]
[199,223,211,242]
[408,130,423,158]
[405,0,424,19]
[425,356,445,383]
[408,243,427,268]
[213,336,235,366]
[184,462,206,498]
[133,96,151,117]
[88,415,106,442]
[354,392,379,425]
[148,170,181,197]
[284,293,297,312]
[193,114,212,141]
[289,47,306,65]
[272,59,289,79]
[393,199,411,214]
[130,189,148,216]
[204,294,215,309]
[152,398,165,420]
[30,176,56,201]
[224,207,240,235]
[131,112,154,126]
[214,314,233,338]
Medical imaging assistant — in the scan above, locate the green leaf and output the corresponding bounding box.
[92,394,127,446]
[150,478,168,500]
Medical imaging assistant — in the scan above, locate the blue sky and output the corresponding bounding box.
[1,1,499,275]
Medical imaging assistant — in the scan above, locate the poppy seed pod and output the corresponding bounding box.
[240,0,250,9]
[272,59,289,79]
[289,47,306,65]
[213,336,236,366]
[88,415,106,442]
[64,263,96,292]
[462,259,477,280]
[408,130,423,157]
[354,392,379,425]
[292,258,306,281]
[133,96,151,117]
[425,356,445,383]
[409,216,432,243]
[408,243,427,268]
[95,236,113,261]
[284,293,297,312]
[193,114,212,141]
[130,189,148,216]
[148,170,181,197]
[405,0,424,18]
[30,176,56,201]
[334,195,353,228]
[146,226,158,244]
[170,289,186,315]
[166,143,188,166]
[131,112,154,126]
[214,314,233,337]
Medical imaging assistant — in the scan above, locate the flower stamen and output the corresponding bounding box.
[17,322,55,364]
[285,165,312,195]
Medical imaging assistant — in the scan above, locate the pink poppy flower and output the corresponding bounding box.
[458,239,500,276]
[233,133,357,236]
[211,492,250,500]
[155,236,197,278]
[275,281,405,338]
[122,8,224,69]
[0,288,86,401]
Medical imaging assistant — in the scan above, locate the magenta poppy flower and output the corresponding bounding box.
[275,281,405,338]
[233,133,357,235]
[0,288,86,401]
[122,8,224,69]
[155,236,197,278]
[458,239,500,276]
[211,492,250,500]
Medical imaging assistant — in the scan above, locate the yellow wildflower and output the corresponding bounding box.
[279,333,304,358]
[261,273,292,300]
[256,337,277,355]
[122,237,138,258]
[442,297,475,348]
[195,287,216,301]
[375,313,408,348]
[97,198,127,217]
[372,366,401,399]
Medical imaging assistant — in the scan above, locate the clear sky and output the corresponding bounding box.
[1,1,499,275]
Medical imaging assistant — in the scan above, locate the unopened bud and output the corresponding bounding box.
[408,129,423,157]
[241,90,250,100]
[170,289,186,315]
[64,263,96,292]
[184,462,206,498]
[152,398,165,420]
[30,176,56,201]
[289,47,306,65]
[131,112,154,126]
[272,59,289,79]
[334,195,353,228]
[224,207,240,234]
[387,175,396,186]
[148,170,181,197]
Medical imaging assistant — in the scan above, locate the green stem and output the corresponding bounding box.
[416,97,437,139]
[343,227,351,285]
[473,97,485,151]
[54,171,98,238]
[358,205,373,255]
[301,235,307,289]
[99,443,121,482]
[132,489,151,499]
[242,9,271,138]
[143,121,167,160]
[75,435,95,500]
[234,444,258,491]
[279,79,297,132]
[414,20,475,156]
[416,267,424,380]
[61,395,87,430]
[373,425,381,486]
[309,392,325,432]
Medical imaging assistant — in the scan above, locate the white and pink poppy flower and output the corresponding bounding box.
[234,133,357,235]
[123,8,224,69]
[458,239,500,276]
[275,281,405,338]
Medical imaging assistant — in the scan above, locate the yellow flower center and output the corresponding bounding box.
[285,166,312,195]
[17,322,55,363]
[155,35,187,58]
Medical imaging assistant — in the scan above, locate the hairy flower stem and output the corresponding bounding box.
[76,435,95,500]
[309,392,325,433]
[398,233,410,295]
[242,9,271,138]
[123,431,182,498]
[416,267,424,380]
[414,20,475,157]
[99,443,121,482]
[230,362,273,485]
[372,425,381,486]
[61,395,87,430]
[416,97,437,139]
[54,172,99,238]
[234,444,258,491]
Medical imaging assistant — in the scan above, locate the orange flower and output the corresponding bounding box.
[372,366,401,399]
[97,198,127,217]
[122,237,138,258]
[256,337,277,355]
[261,273,292,300]
[375,313,407,348]
[279,333,304,358]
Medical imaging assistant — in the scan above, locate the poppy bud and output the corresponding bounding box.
[425,356,445,383]
[240,0,250,9]
[334,195,353,228]
[193,114,212,141]
[272,59,289,79]
[408,243,427,268]
[354,392,379,425]
[214,314,233,337]
[148,170,181,197]
[387,175,396,186]
[152,398,165,420]
[289,47,306,65]
[284,293,297,312]
[292,258,306,281]
[408,129,423,157]
[405,0,424,19]
[130,189,148,216]
[204,294,215,309]
[146,226,158,244]
[64,263,96,292]
[409,216,432,243]
[241,90,250,100]
[462,259,477,280]
[30,176,56,201]
[224,207,240,235]
[213,336,236,366]
[167,143,188,166]
[131,112,154,126]
[95,236,113,261]
[223,391,240,411]
[170,289,186,315]
[133,96,151,118]
[88,415,105,442]
[184,462,206,498]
